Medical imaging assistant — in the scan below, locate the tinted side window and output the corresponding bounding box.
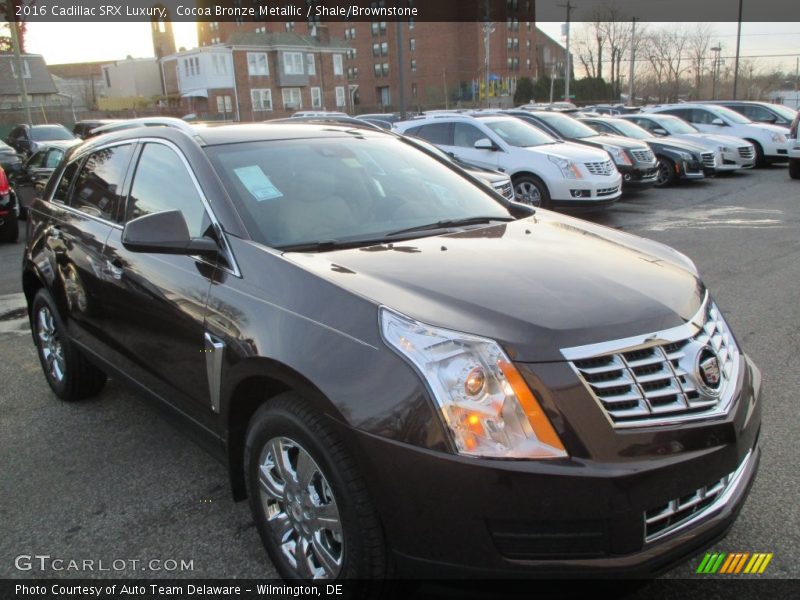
[69,144,134,222]
[52,160,82,204]
[591,122,615,134]
[44,149,64,169]
[664,109,689,120]
[453,123,487,148]
[742,105,772,122]
[633,118,656,132]
[691,109,718,125]
[416,123,453,145]
[127,143,210,238]
[27,150,48,169]
[403,125,422,136]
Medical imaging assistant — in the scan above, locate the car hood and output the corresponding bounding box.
[646,137,708,154]
[671,133,749,149]
[283,213,705,362]
[580,134,650,150]
[527,141,610,161]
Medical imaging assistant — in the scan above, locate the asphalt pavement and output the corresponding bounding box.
[1,167,797,589]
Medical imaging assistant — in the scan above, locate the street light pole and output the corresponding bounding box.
[732,0,743,99]
[559,2,574,102]
[711,44,722,100]
[6,0,32,124]
[628,17,637,105]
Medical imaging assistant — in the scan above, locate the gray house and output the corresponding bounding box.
[0,53,58,110]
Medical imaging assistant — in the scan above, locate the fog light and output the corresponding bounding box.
[570,189,589,198]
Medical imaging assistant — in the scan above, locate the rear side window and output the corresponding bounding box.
[26,150,48,169]
[52,160,81,204]
[69,144,134,222]
[44,149,64,169]
[663,108,689,120]
[453,123,487,148]
[126,143,210,238]
[415,123,453,145]
[689,109,718,125]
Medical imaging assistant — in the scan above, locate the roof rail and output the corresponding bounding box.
[90,117,197,137]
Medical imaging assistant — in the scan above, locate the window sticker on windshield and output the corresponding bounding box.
[234,166,284,202]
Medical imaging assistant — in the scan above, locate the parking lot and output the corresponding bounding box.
[1,166,798,585]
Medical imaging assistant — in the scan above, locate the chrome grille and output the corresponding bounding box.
[701,152,716,168]
[563,296,740,428]
[631,149,655,163]
[493,181,515,200]
[738,146,755,160]
[644,451,751,543]
[596,186,620,197]
[585,160,616,176]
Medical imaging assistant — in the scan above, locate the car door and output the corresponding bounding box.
[15,147,64,212]
[447,122,501,170]
[101,140,219,430]
[687,108,725,133]
[43,142,135,358]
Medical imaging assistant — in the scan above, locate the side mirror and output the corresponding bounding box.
[474,138,497,151]
[710,118,726,126]
[122,210,219,257]
[653,127,668,136]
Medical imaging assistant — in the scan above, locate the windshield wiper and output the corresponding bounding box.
[386,216,514,238]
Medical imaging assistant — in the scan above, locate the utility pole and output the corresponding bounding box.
[628,17,637,106]
[442,68,449,110]
[7,1,32,124]
[711,44,722,100]
[559,2,574,102]
[396,22,406,119]
[732,0,743,99]
[483,22,495,106]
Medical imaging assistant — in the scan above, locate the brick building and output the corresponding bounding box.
[193,17,567,115]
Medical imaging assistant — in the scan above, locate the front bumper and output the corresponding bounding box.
[347,355,761,578]
[619,164,658,187]
[549,175,623,206]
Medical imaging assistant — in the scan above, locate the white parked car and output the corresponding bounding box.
[643,103,788,167]
[789,112,800,180]
[394,115,622,209]
[621,113,755,172]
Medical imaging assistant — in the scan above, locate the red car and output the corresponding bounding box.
[0,165,19,243]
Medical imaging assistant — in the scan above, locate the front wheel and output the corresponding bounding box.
[748,140,766,168]
[245,393,388,583]
[655,158,677,187]
[789,158,800,180]
[513,175,550,208]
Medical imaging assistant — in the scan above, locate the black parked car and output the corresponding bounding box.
[72,119,122,140]
[5,123,75,157]
[506,110,659,188]
[10,140,79,218]
[0,140,24,176]
[0,165,19,243]
[23,118,761,582]
[580,116,712,186]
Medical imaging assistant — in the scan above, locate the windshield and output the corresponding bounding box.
[534,112,598,139]
[30,126,74,142]
[711,106,752,125]
[770,104,798,121]
[481,118,556,147]
[655,116,698,134]
[607,119,650,140]
[205,136,512,250]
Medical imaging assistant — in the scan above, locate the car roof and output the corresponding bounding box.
[31,140,80,150]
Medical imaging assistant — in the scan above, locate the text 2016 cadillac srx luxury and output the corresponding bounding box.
[23,118,761,584]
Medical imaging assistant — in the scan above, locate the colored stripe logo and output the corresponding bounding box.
[697,552,773,574]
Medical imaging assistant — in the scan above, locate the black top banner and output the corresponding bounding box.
[6,0,800,23]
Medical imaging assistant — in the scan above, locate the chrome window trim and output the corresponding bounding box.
[562,293,742,429]
[132,137,242,279]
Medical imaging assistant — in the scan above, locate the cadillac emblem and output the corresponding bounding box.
[696,347,723,395]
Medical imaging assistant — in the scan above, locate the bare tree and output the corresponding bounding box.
[687,23,715,99]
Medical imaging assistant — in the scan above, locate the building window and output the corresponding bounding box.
[526,58,532,70]
[507,18,519,32]
[212,54,229,76]
[285,21,295,32]
[282,88,302,109]
[346,67,359,79]
[346,48,357,60]
[409,18,415,29]
[372,43,380,58]
[209,21,219,31]
[255,26,266,34]
[306,54,316,76]
[507,0,518,9]
[283,52,304,75]
[382,62,389,77]
[247,52,268,76]
[410,59,417,72]
[311,87,322,108]
[411,83,417,97]
[193,57,200,75]
[216,95,233,115]
[409,38,416,52]
[344,27,356,40]
[381,42,389,56]
[251,89,273,111]
[507,57,520,71]
[507,37,519,51]
[335,86,346,108]
[371,22,386,36]
[374,64,381,77]
[333,54,343,76]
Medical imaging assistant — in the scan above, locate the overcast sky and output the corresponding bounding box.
[21,21,800,75]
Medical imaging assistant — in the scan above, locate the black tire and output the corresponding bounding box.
[655,157,677,187]
[513,174,550,208]
[245,393,388,586]
[31,289,107,401]
[0,211,19,243]
[748,140,766,168]
[789,158,800,180]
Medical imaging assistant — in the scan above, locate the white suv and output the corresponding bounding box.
[644,103,788,167]
[395,115,622,208]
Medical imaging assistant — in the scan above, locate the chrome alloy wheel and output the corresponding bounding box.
[656,160,672,186]
[514,180,542,206]
[258,437,344,578]
[36,306,65,383]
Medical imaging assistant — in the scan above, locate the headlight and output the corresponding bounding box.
[602,145,632,166]
[677,151,692,161]
[380,308,567,459]
[770,132,786,143]
[547,155,582,179]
